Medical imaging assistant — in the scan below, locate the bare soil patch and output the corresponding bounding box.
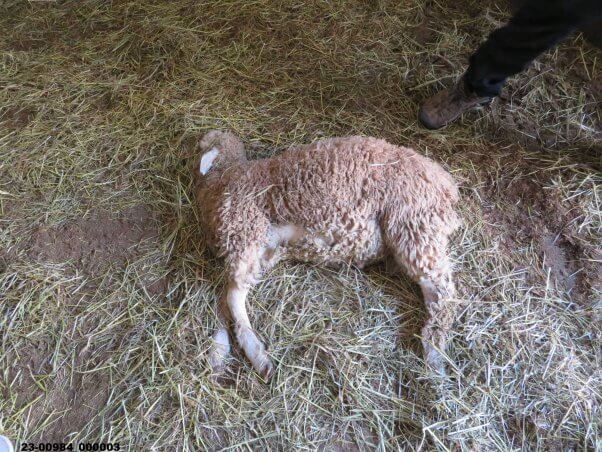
[7,339,111,443]
[0,106,36,130]
[28,205,157,275]
[483,171,598,302]
[3,205,161,442]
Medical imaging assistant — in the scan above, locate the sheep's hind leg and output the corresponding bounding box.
[388,229,456,375]
[417,268,455,376]
[226,281,274,380]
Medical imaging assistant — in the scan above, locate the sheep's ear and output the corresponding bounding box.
[199,147,220,175]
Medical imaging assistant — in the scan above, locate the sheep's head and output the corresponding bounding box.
[196,130,247,178]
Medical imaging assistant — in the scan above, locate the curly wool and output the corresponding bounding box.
[197,134,458,269]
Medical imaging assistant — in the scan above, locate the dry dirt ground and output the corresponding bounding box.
[0,0,600,450]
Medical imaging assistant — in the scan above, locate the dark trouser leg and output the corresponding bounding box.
[466,0,602,97]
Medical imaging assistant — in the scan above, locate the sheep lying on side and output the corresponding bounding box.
[193,131,461,380]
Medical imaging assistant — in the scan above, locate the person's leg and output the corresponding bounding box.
[466,0,595,97]
[419,0,601,129]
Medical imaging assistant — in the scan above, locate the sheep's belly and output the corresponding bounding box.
[281,220,386,268]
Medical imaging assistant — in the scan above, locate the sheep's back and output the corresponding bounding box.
[262,136,457,224]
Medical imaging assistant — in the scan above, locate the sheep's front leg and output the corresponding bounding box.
[226,281,274,380]
[208,294,232,375]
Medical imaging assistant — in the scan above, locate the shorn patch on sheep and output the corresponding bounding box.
[193,130,461,380]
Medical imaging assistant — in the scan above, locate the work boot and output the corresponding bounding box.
[419,77,492,130]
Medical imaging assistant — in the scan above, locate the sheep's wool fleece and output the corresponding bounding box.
[196,136,460,278]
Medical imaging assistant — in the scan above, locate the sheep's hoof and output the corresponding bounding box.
[208,358,227,386]
[424,345,447,377]
[208,348,227,370]
[236,326,274,382]
[208,329,231,376]
[257,357,274,382]
[208,355,228,385]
